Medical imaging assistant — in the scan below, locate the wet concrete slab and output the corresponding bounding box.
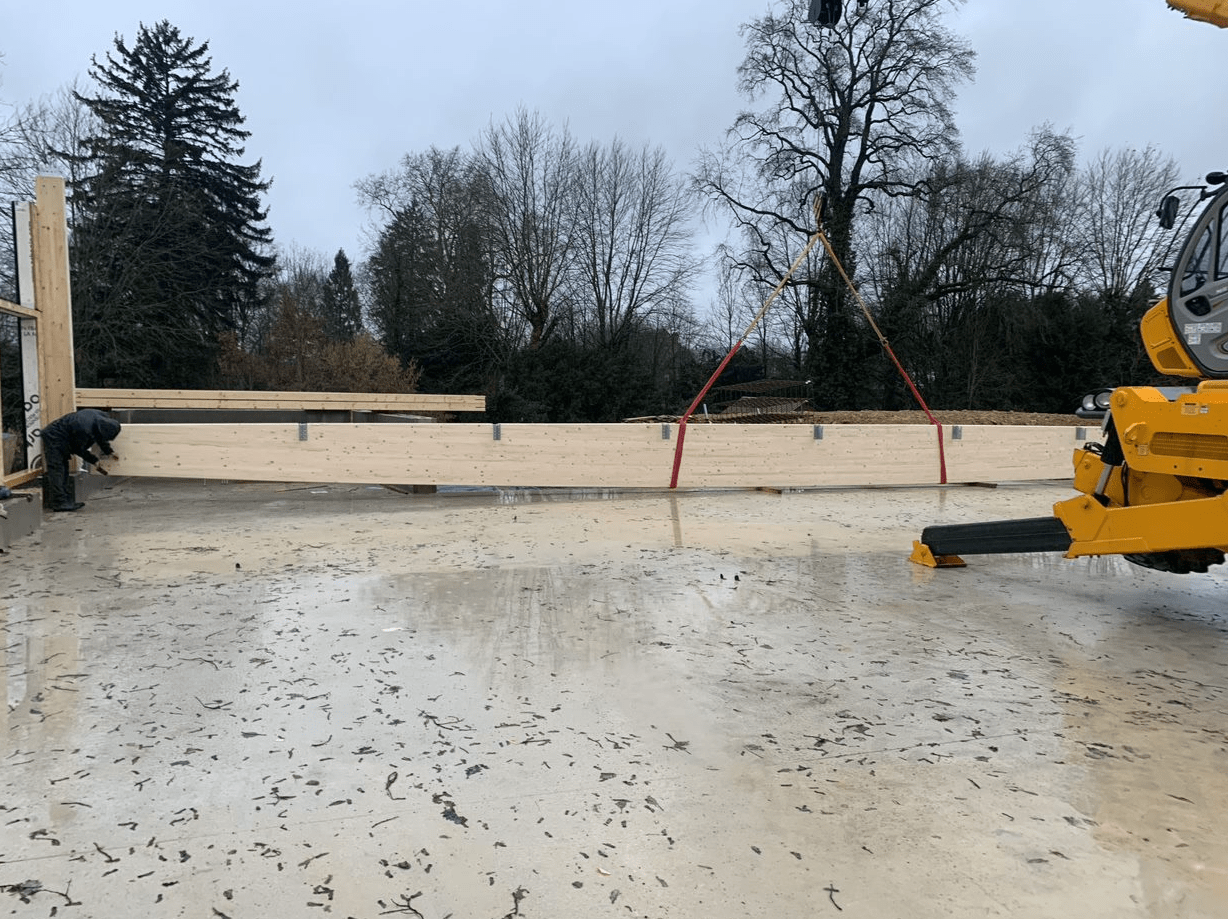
[2,479,1226,918]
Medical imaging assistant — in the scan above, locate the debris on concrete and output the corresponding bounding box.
[1,479,1226,917]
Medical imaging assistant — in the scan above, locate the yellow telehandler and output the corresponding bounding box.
[910,0,1228,573]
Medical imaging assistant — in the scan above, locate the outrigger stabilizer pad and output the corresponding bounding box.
[909,516,1073,568]
[909,541,967,568]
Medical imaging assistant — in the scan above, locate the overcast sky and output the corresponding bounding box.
[2,0,1224,305]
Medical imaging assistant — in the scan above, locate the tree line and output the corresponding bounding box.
[0,1,1194,438]
[355,116,700,421]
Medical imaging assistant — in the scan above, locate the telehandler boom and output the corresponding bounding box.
[1167,0,1228,28]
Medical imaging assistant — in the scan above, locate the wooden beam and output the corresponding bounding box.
[99,422,1092,488]
[75,388,486,413]
[0,297,39,320]
[32,177,75,424]
[3,469,43,488]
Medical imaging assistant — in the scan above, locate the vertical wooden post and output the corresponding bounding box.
[31,176,75,426]
[13,201,43,468]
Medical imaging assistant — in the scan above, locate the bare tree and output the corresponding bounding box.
[475,108,579,351]
[0,80,97,295]
[695,0,974,407]
[864,128,1079,307]
[860,128,1079,406]
[356,146,492,284]
[1073,145,1181,301]
[219,289,419,393]
[258,243,327,347]
[572,139,695,350]
[711,250,747,353]
[710,238,799,376]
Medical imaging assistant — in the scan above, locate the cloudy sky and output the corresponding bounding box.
[2,0,1224,304]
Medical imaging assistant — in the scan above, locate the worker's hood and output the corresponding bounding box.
[94,416,122,442]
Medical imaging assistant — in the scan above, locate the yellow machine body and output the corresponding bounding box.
[908,4,1228,573]
[1140,302,1203,378]
[1054,378,1228,563]
[912,304,1228,572]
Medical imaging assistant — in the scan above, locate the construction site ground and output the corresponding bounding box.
[2,477,1226,918]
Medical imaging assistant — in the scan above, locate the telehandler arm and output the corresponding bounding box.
[1167,0,1228,28]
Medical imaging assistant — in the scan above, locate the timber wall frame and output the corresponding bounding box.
[1,177,483,488]
[2,177,76,487]
[4,176,1092,491]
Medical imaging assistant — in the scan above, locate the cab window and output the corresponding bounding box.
[1182,225,1214,296]
[1219,201,1228,279]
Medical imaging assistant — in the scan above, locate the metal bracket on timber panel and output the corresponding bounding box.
[97,422,1094,489]
[75,389,485,413]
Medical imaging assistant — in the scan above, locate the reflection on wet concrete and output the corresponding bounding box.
[1,479,1226,917]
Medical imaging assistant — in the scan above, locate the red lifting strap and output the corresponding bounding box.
[669,202,947,488]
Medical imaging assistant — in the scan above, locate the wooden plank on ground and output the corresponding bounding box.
[4,469,43,488]
[75,388,485,413]
[99,423,1094,488]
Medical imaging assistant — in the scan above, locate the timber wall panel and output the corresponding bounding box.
[102,423,1094,488]
[944,425,1090,482]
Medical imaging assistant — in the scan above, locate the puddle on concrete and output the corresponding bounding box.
[2,479,1226,917]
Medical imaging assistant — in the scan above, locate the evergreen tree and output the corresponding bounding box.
[367,204,436,369]
[69,20,274,387]
[319,249,363,342]
[358,147,505,392]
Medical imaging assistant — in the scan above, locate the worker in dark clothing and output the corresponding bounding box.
[40,408,122,511]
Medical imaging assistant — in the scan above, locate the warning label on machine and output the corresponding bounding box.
[1184,321,1222,344]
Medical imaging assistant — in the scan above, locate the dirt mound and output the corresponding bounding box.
[798,410,1086,426]
[632,410,1087,426]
